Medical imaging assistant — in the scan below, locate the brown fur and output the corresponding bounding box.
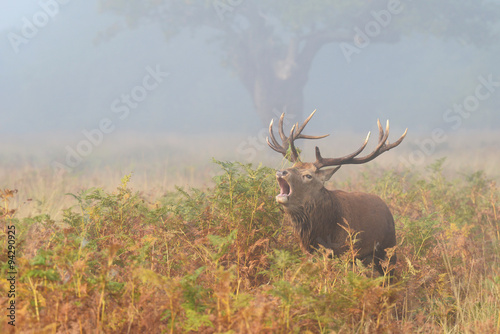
[276,162,396,274]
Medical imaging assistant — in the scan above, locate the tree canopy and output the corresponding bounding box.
[98,0,500,122]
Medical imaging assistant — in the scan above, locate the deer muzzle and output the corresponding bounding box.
[276,171,291,204]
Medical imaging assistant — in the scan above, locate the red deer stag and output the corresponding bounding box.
[267,110,407,274]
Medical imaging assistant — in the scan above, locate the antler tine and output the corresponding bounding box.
[267,118,284,154]
[293,110,329,141]
[390,128,408,147]
[266,137,281,154]
[370,120,391,156]
[295,111,330,142]
[377,119,384,142]
[298,134,330,140]
[266,114,300,162]
[314,131,371,169]
[313,120,407,168]
[288,124,300,161]
[278,112,287,143]
[294,109,316,137]
[266,110,329,163]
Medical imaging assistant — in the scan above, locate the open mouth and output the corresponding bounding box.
[276,177,291,204]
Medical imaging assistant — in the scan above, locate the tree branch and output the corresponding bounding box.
[293,29,351,81]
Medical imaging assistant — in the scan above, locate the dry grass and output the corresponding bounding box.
[0,131,499,333]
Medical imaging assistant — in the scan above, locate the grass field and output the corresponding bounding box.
[1,132,499,333]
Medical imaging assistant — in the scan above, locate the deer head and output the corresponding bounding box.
[267,110,407,211]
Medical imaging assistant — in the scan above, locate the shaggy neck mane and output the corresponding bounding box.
[285,188,342,251]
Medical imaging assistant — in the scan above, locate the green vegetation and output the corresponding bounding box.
[1,159,499,333]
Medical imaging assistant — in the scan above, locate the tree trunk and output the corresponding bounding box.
[253,73,306,125]
[223,3,354,125]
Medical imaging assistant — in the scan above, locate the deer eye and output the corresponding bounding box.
[304,174,313,179]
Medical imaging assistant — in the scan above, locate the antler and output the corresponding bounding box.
[266,110,328,163]
[313,119,408,169]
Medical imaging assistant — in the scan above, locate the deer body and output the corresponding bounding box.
[267,111,406,274]
[327,190,396,261]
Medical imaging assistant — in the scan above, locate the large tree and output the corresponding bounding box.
[98,0,499,123]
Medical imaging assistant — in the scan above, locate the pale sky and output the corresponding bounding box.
[0,3,40,29]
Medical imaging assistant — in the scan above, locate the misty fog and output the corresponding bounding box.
[1,1,499,180]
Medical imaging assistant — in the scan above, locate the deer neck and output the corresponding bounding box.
[285,188,343,252]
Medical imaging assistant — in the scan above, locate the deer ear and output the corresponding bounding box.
[318,166,341,182]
